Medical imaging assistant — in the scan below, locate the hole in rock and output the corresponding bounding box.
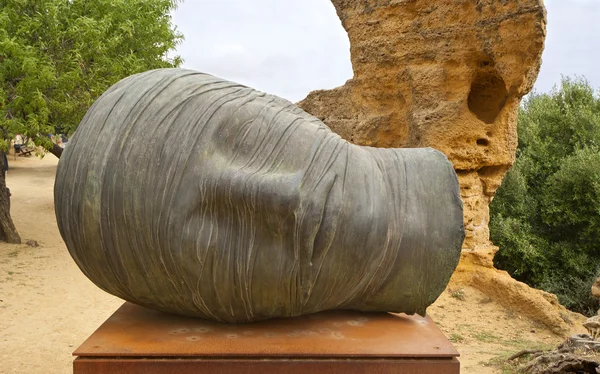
[171,0,352,102]
[468,69,508,124]
[476,138,489,147]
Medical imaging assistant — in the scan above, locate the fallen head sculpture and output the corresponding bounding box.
[55,68,464,323]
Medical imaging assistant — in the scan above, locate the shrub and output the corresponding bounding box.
[491,78,600,315]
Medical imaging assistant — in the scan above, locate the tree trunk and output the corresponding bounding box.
[49,143,63,158]
[0,151,21,244]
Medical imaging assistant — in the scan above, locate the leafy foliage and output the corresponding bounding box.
[491,78,600,315]
[0,0,183,152]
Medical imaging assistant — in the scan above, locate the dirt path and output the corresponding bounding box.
[0,156,574,373]
[0,156,122,373]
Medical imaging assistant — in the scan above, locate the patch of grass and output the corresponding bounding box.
[448,323,555,372]
[474,331,501,343]
[504,339,553,351]
[479,297,493,304]
[7,251,18,257]
[484,339,554,373]
[559,311,572,325]
[450,288,466,301]
[449,333,465,343]
[7,271,14,275]
[454,324,473,335]
[486,353,526,374]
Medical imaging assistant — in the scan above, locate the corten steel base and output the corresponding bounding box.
[73,302,460,374]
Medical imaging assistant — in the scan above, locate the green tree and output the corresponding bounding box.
[0,0,183,243]
[491,78,600,315]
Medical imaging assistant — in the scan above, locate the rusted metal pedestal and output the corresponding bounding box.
[73,302,459,374]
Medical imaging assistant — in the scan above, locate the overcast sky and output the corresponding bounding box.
[171,0,599,102]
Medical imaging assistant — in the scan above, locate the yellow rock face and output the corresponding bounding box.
[592,278,600,300]
[298,1,584,334]
[298,0,546,255]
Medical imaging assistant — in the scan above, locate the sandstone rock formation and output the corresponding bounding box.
[299,0,546,255]
[298,0,579,334]
[592,277,600,300]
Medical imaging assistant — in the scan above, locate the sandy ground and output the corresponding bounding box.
[0,155,573,373]
[0,155,122,373]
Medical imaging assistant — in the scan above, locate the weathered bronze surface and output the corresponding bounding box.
[55,68,464,322]
[73,302,460,374]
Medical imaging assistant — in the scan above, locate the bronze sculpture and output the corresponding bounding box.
[55,68,464,323]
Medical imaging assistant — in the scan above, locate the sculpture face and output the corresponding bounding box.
[55,68,464,323]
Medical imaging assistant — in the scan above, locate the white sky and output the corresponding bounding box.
[171,0,600,102]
